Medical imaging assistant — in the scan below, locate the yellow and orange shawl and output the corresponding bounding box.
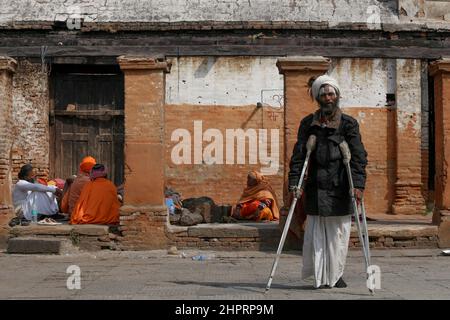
[235,171,280,220]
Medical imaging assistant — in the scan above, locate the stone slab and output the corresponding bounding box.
[350,223,438,238]
[72,225,109,236]
[7,237,61,254]
[10,225,73,237]
[187,222,278,238]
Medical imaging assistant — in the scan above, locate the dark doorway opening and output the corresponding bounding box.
[428,72,435,194]
[49,64,124,185]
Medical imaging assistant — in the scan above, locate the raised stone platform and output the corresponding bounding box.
[350,222,438,248]
[166,222,281,251]
[7,237,61,254]
[167,219,439,251]
[8,224,120,253]
[5,218,440,253]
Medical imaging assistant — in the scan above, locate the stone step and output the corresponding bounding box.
[187,222,280,238]
[7,237,61,254]
[351,222,438,239]
[8,224,118,253]
[349,222,438,248]
[172,221,439,250]
[10,224,110,237]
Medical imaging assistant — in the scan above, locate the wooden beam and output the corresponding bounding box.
[0,29,449,59]
[0,45,449,59]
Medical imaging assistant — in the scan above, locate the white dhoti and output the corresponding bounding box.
[301,215,351,288]
[22,191,59,221]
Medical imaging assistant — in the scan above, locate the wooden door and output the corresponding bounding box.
[50,65,124,185]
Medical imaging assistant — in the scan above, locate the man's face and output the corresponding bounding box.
[25,169,36,182]
[318,85,338,115]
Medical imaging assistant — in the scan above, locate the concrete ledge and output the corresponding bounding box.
[187,222,279,238]
[166,224,189,234]
[7,237,61,254]
[351,223,438,238]
[10,224,111,237]
[10,225,73,236]
[72,225,109,236]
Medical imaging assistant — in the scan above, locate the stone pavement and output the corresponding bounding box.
[0,248,449,300]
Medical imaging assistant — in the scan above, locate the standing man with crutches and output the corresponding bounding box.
[288,75,368,289]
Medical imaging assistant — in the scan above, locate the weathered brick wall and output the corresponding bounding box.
[164,57,422,215]
[11,59,50,182]
[0,70,13,210]
[393,59,425,214]
[118,205,168,250]
[165,104,284,206]
[343,108,396,215]
[164,105,396,214]
[0,58,16,248]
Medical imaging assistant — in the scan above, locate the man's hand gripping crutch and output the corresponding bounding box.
[338,140,377,294]
[265,135,317,293]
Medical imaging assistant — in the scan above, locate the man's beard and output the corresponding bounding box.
[319,101,338,116]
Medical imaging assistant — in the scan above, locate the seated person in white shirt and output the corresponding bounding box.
[12,164,63,221]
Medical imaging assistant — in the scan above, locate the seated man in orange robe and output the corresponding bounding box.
[231,171,280,222]
[70,164,120,225]
[61,156,96,215]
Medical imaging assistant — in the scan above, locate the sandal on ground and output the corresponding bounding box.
[51,213,69,221]
[37,218,62,226]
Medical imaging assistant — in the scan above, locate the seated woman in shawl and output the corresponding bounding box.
[70,164,120,225]
[231,171,280,222]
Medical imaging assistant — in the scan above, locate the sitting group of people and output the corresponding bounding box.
[12,156,121,225]
[12,154,278,226]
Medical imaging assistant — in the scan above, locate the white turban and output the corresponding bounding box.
[311,75,340,100]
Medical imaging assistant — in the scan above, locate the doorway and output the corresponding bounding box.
[49,64,124,185]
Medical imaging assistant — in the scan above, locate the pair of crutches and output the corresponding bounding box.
[265,135,375,294]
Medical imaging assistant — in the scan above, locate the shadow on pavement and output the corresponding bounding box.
[171,280,314,294]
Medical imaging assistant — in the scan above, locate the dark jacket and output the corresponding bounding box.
[288,108,368,217]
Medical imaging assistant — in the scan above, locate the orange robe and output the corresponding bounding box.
[239,199,274,221]
[70,177,120,225]
[61,174,91,215]
[233,171,280,221]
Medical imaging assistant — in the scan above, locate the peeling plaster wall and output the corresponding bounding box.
[167,57,396,109]
[330,58,396,109]
[396,59,422,135]
[166,56,283,107]
[0,0,399,26]
[399,0,450,21]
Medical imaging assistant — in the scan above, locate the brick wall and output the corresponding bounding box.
[0,71,13,210]
[393,59,426,214]
[11,59,50,182]
[343,107,396,215]
[164,105,395,215]
[165,104,284,206]
[0,57,16,249]
[2,57,427,218]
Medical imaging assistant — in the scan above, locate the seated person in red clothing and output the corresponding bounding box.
[231,171,280,222]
